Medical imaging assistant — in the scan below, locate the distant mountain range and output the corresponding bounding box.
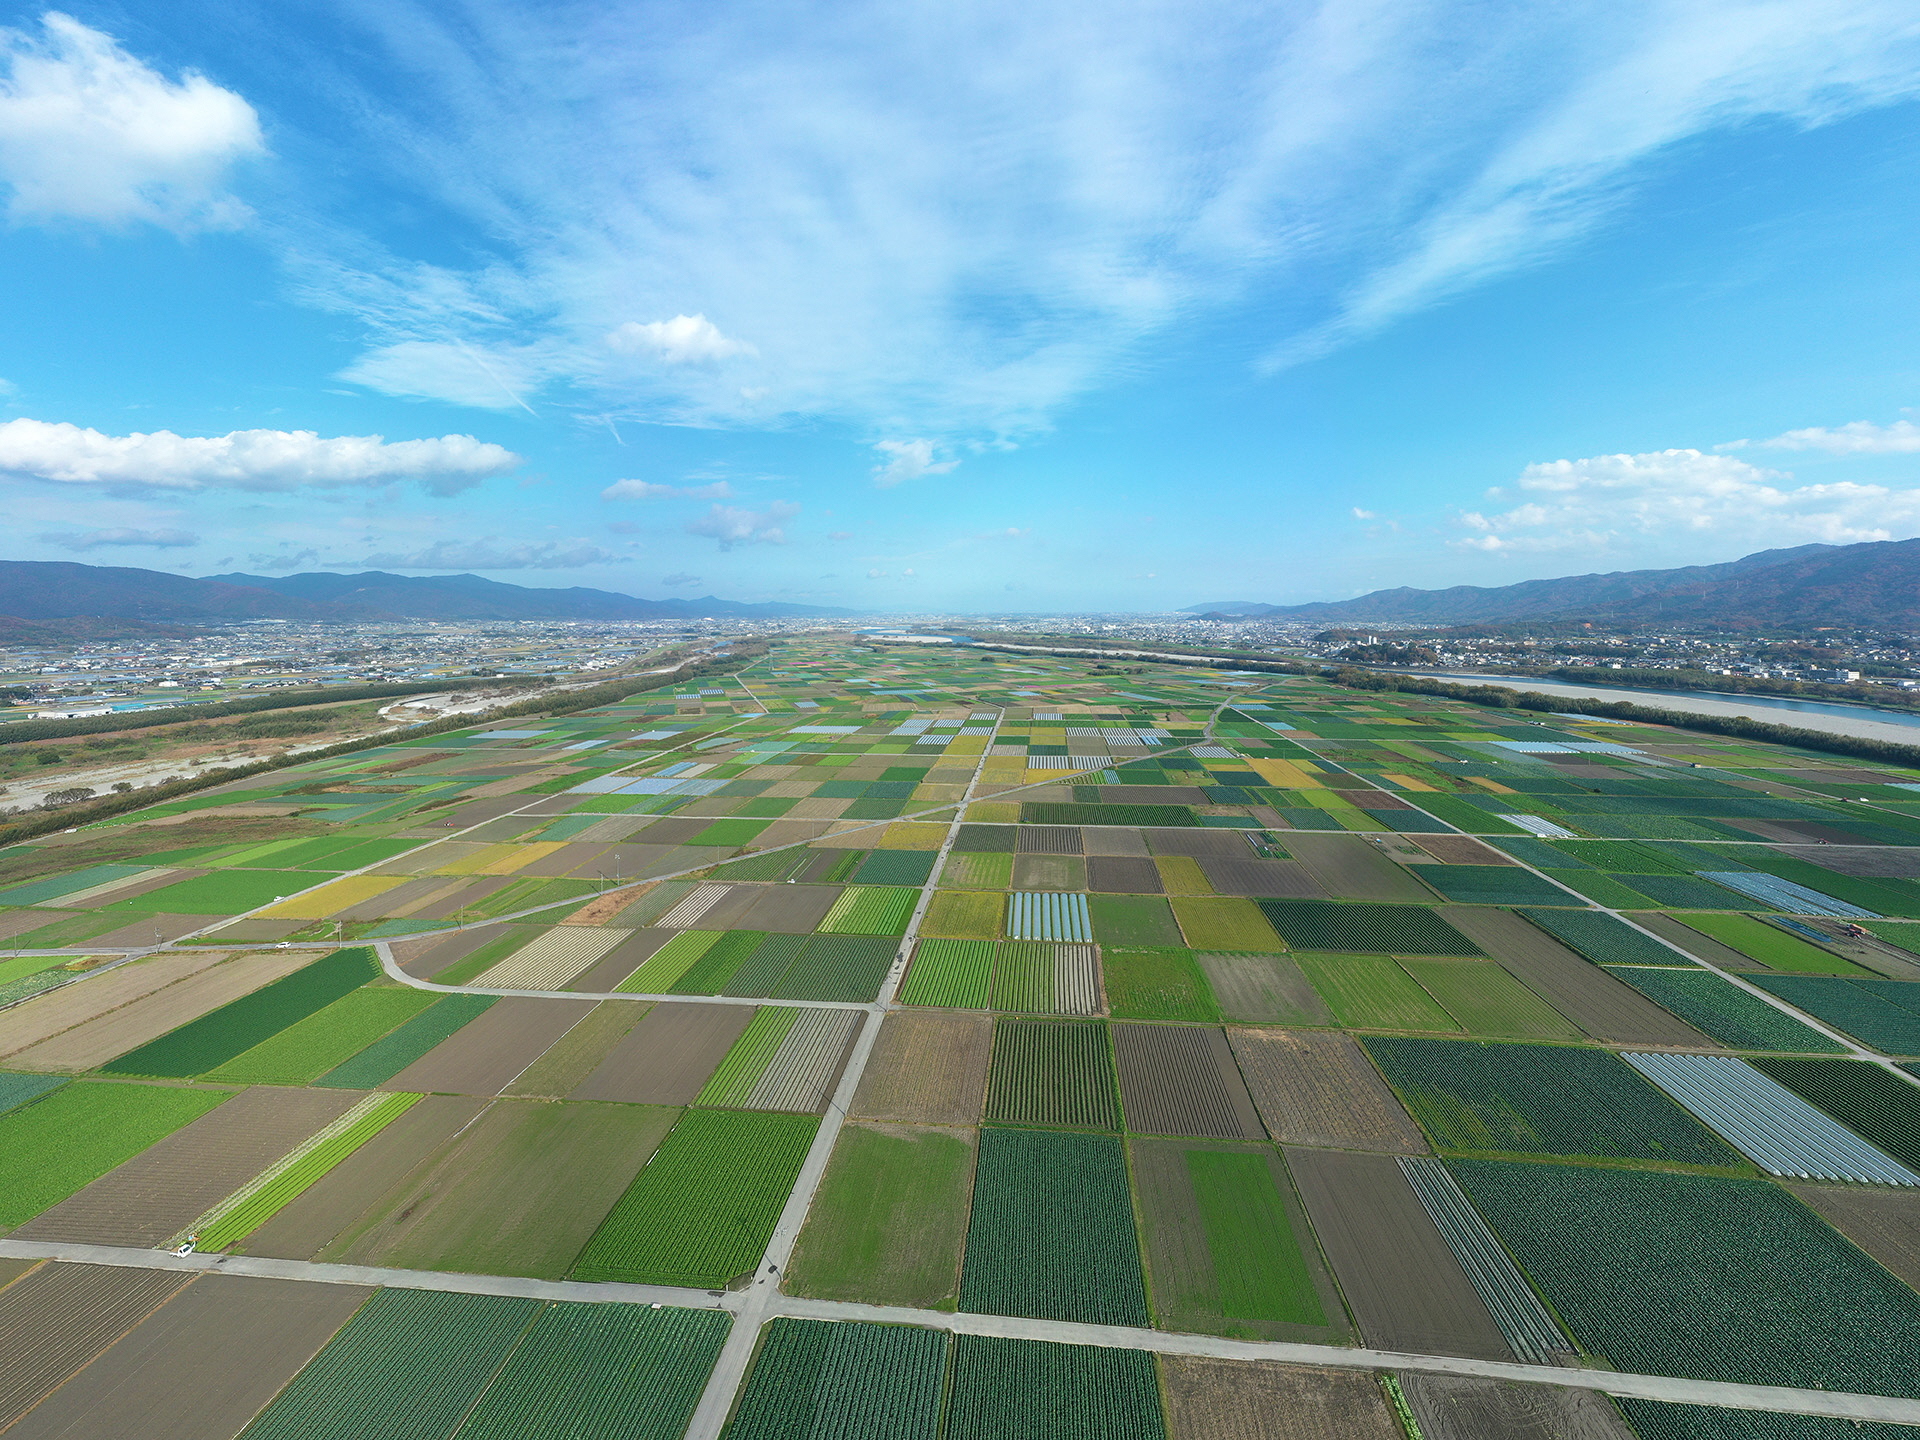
[1186,540,1920,630]
[0,561,851,637]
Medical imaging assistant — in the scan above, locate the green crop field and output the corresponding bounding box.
[819,886,918,935]
[1452,1158,1920,1394]
[1187,1149,1325,1326]
[572,1109,818,1287]
[1751,1058,1920,1170]
[1410,865,1583,907]
[1101,947,1220,1022]
[1023,802,1197,827]
[101,947,381,1077]
[0,1080,229,1226]
[1397,958,1581,1040]
[105,868,327,914]
[1088,895,1184,947]
[236,1289,541,1440]
[922,890,1003,940]
[1602,967,1846,1053]
[724,1318,947,1440]
[787,1124,975,1308]
[316,995,497,1087]
[902,939,995,1008]
[944,1334,1166,1440]
[1257,900,1484,955]
[1169,896,1283,951]
[1517,907,1684,966]
[984,1019,1118,1129]
[698,1008,797,1106]
[207,1093,420,1250]
[0,1070,65,1115]
[453,1302,729,1440]
[721,934,808,997]
[1363,1037,1741,1165]
[1749,975,1920,1055]
[768,935,896,1002]
[1293,954,1461,1032]
[959,1127,1150,1326]
[1675,913,1865,974]
[940,852,1013,889]
[671,930,769,994]
[988,942,1054,1013]
[205,986,438,1085]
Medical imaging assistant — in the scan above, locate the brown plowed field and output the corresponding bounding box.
[1113,1024,1264,1139]
[1788,1184,1920,1292]
[1082,828,1152,857]
[394,923,515,978]
[1779,845,1920,879]
[520,843,612,877]
[1285,1147,1513,1361]
[1285,834,1435,903]
[1229,1030,1425,1153]
[16,1086,360,1247]
[851,1011,991,1125]
[238,1093,487,1259]
[4,1275,370,1440]
[1442,907,1718,1047]
[1410,836,1515,866]
[381,997,595,1095]
[571,929,669,990]
[738,884,845,932]
[84,916,211,946]
[1087,856,1163,893]
[1145,829,1252,858]
[324,1098,675,1279]
[502,1000,647,1096]
[1160,1357,1400,1440]
[3,951,321,1073]
[1197,859,1325,898]
[1016,826,1083,854]
[1396,1373,1636,1440]
[1197,955,1331,1025]
[569,1000,754,1104]
[0,1263,194,1430]
[0,953,228,1061]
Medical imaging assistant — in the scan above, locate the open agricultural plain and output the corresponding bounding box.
[7,637,1920,1437]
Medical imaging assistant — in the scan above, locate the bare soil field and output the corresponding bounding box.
[1160,1357,1401,1440]
[1442,908,1718,1047]
[1228,1029,1426,1153]
[1285,1147,1513,1361]
[0,1263,193,1430]
[737,884,844,932]
[1788,1183,1920,1292]
[518,842,612,877]
[1782,845,1920,879]
[393,923,514,977]
[1197,859,1326,899]
[16,1086,360,1246]
[1082,828,1152,857]
[570,928,669,990]
[380,997,594,1095]
[1410,836,1516,866]
[0,953,228,1060]
[1285,834,1436,903]
[406,876,512,920]
[326,1098,675,1279]
[4,1274,370,1440]
[569,1000,754,1104]
[851,1010,992,1125]
[84,915,215,945]
[1088,856,1164,893]
[1396,1373,1636,1440]
[1196,955,1331,1026]
[1113,1024,1264,1139]
[238,1093,487,1259]
[502,1000,647,1096]
[3,951,320,1072]
[1146,829,1253,858]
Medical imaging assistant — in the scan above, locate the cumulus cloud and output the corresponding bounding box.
[601,477,734,500]
[1758,420,1920,454]
[686,500,798,550]
[0,419,519,494]
[361,538,619,569]
[871,439,958,488]
[1455,448,1920,555]
[661,571,701,588]
[42,526,199,550]
[0,13,262,229]
[605,315,755,364]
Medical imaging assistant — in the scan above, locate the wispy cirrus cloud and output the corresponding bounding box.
[1757,419,1920,454]
[361,537,619,569]
[601,477,734,500]
[251,0,1920,438]
[41,525,199,550]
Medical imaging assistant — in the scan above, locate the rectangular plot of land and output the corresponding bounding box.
[1172,896,1284,952]
[1017,825,1084,854]
[328,1099,677,1280]
[1399,958,1583,1040]
[851,1010,991,1125]
[381,996,594,1095]
[471,926,626,989]
[1197,953,1332,1025]
[1087,856,1163,893]
[1082,827,1152,857]
[1397,1372,1637,1440]
[1788,1183,1920,1293]
[0,953,217,1059]
[1090,894,1186,947]
[1260,901,1483,956]
[1287,1147,1513,1361]
[946,1334,1165,1440]
[1293,955,1462,1032]
[735,884,844,933]
[0,1263,196,1431]
[985,1018,1119,1129]
[3,1274,371,1440]
[1229,1029,1426,1153]
[571,1001,754,1104]
[1286,832,1437,902]
[15,1086,361,1246]
[1197,858,1326,898]
[1113,1023,1264,1138]
[1159,1357,1401,1440]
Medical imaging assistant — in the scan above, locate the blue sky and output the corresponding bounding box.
[2,1,1919,613]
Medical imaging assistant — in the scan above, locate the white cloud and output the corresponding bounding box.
[1351,507,1376,520]
[0,13,262,230]
[1454,447,1920,556]
[0,419,520,495]
[361,538,618,569]
[606,315,756,364]
[687,500,799,550]
[42,525,199,550]
[267,1,1920,434]
[601,477,734,500]
[661,571,701,588]
[338,341,546,414]
[871,439,958,488]
[1759,419,1920,454]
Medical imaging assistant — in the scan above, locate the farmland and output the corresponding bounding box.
[5,636,1920,1431]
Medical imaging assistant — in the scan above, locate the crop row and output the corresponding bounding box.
[1602,967,1843,1053]
[984,1019,1118,1130]
[1257,900,1484,956]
